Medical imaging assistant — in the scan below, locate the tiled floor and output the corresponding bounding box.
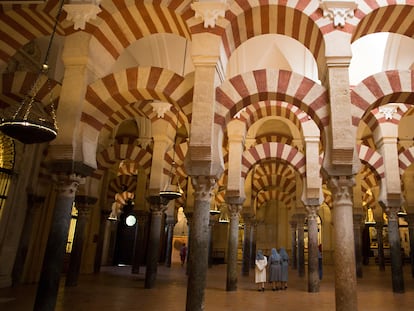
[1,263,414,310]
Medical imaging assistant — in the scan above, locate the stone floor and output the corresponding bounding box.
[1,263,414,310]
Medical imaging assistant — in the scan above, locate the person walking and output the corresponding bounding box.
[255,250,267,291]
[279,247,289,290]
[268,248,282,291]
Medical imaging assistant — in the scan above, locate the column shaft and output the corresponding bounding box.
[306,206,320,292]
[241,217,251,276]
[376,222,385,271]
[164,220,175,267]
[33,174,82,311]
[186,177,214,311]
[353,214,363,278]
[296,214,305,277]
[387,209,404,293]
[290,221,297,269]
[144,200,165,289]
[329,176,358,311]
[226,204,240,291]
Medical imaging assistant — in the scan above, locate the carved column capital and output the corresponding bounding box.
[328,175,355,204]
[319,0,358,28]
[53,173,85,198]
[192,176,216,201]
[191,0,229,28]
[306,205,320,220]
[64,0,102,30]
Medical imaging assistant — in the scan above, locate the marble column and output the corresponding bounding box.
[353,213,364,278]
[144,197,167,289]
[12,194,44,284]
[164,216,176,267]
[296,214,306,277]
[250,221,257,269]
[132,211,149,273]
[94,210,110,273]
[241,214,252,276]
[208,213,217,268]
[33,173,83,311]
[185,212,193,274]
[385,206,404,293]
[376,221,385,271]
[306,206,320,292]
[65,195,96,286]
[290,219,298,269]
[406,214,414,278]
[329,176,358,311]
[186,177,215,311]
[226,203,241,291]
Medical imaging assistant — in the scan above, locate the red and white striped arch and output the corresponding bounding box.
[81,66,193,139]
[241,142,306,179]
[399,146,414,176]
[79,1,193,61]
[0,71,61,110]
[357,144,385,180]
[352,3,414,42]
[256,189,292,208]
[96,143,152,176]
[107,175,137,202]
[189,2,326,78]
[351,70,414,126]
[216,69,329,133]
[362,103,411,134]
[252,174,296,197]
[236,100,309,130]
[0,0,65,67]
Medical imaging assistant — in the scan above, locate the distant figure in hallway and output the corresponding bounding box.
[279,247,289,290]
[255,250,267,291]
[318,244,323,280]
[180,243,187,266]
[268,248,282,291]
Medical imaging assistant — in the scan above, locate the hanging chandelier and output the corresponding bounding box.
[159,112,183,201]
[0,0,64,144]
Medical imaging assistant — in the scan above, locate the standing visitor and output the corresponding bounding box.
[180,243,187,266]
[268,248,282,291]
[255,250,267,291]
[279,247,289,290]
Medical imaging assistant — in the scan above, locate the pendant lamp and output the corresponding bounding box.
[0,0,64,144]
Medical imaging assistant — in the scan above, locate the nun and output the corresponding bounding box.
[255,250,267,291]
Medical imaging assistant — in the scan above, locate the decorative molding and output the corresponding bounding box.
[319,0,357,27]
[151,101,172,118]
[64,1,102,30]
[191,0,229,28]
[379,105,398,120]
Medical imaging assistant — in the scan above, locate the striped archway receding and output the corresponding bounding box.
[256,189,293,207]
[357,144,385,180]
[76,1,193,61]
[0,0,65,67]
[81,66,193,138]
[241,142,306,178]
[399,146,414,176]
[107,175,137,202]
[215,69,329,134]
[97,143,153,174]
[188,2,326,80]
[252,174,296,197]
[236,100,310,130]
[352,3,414,43]
[361,104,412,135]
[351,70,414,126]
[0,72,61,111]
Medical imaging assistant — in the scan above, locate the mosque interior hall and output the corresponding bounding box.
[1,0,414,310]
